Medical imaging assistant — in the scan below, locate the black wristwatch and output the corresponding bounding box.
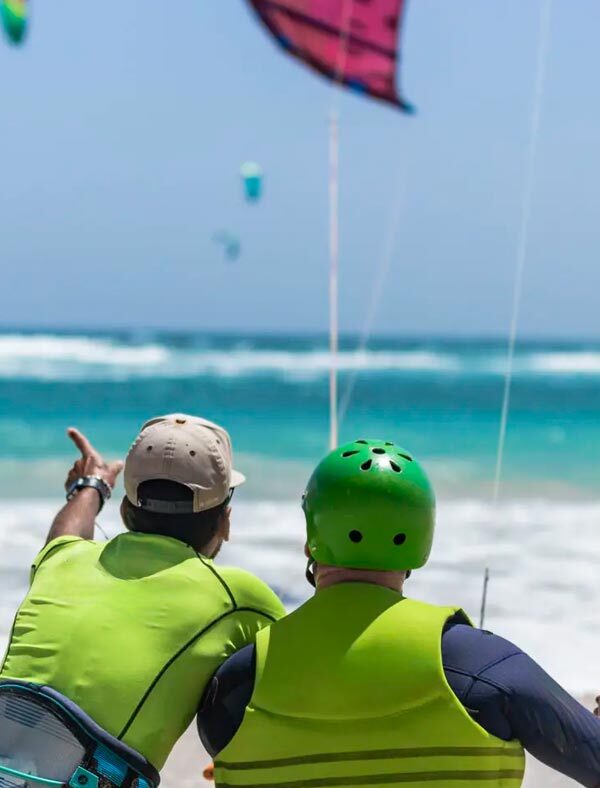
[66,476,112,512]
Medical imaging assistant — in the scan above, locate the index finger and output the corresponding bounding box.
[67,427,97,457]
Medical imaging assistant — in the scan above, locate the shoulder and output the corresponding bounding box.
[30,536,94,580]
[403,597,469,621]
[216,566,286,621]
[442,623,523,672]
[441,624,528,742]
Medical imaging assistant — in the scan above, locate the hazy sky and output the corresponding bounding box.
[1,1,599,337]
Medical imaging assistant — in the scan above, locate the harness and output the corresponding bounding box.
[0,682,160,788]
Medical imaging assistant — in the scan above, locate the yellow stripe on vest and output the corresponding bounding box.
[217,746,522,770]
[217,770,525,787]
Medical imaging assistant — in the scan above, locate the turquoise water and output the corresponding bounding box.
[1,328,600,493]
[0,329,599,690]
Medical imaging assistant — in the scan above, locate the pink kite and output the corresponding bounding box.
[246,0,414,111]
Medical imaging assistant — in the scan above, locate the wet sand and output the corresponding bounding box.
[523,758,580,787]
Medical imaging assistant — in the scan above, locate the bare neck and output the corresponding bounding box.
[315,564,406,594]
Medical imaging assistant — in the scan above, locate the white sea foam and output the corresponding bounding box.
[0,334,169,368]
[524,351,600,374]
[4,333,600,382]
[0,334,460,381]
[0,495,598,693]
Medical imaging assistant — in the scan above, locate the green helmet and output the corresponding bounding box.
[303,439,435,571]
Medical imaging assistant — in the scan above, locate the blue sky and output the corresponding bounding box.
[1,1,599,337]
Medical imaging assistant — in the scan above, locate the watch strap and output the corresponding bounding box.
[66,476,112,512]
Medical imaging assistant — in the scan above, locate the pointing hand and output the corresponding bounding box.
[64,428,124,492]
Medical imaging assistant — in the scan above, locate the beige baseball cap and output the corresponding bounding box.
[124,414,245,513]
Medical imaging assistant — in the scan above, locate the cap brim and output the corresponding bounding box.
[230,469,246,488]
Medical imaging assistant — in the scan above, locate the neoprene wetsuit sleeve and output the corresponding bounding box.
[443,624,600,787]
[198,644,255,756]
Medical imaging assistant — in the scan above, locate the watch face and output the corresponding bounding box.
[92,476,111,499]
[67,478,84,498]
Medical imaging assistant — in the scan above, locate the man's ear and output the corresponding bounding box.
[219,507,231,542]
[121,497,134,531]
[304,542,311,558]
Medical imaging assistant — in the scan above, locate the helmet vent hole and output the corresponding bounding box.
[360,460,372,471]
[398,453,413,462]
[393,533,406,546]
[385,442,394,446]
[371,448,385,455]
[342,450,359,458]
[356,439,368,445]
[389,461,402,472]
[349,530,363,543]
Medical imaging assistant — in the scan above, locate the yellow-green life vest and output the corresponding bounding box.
[215,583,525,787]
[0,533,285,770]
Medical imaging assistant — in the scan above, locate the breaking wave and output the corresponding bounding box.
[2,333,600,382]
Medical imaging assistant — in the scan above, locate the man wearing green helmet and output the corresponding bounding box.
[199,440,600,787]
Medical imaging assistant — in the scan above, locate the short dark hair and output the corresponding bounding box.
[122,480,227,553]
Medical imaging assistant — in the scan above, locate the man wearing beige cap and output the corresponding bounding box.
[0,414,285,788]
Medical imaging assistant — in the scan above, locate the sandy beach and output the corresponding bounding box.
[161,706,592,787]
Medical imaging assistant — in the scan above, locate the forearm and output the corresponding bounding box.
[45,487,101,545]
[507,660,600,787]
[443,625,600,786]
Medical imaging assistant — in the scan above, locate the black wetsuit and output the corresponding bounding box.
[198,616,600,787]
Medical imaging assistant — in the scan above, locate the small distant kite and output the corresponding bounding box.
[1,0,28,45]
[240,161,263,203]
[213,231,241,262]
[246,0,413,112]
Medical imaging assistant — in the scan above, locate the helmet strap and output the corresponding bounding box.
[305,557,316,588]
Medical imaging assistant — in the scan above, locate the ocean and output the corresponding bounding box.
[0,328,599,693]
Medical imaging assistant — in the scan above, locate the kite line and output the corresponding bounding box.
[338,160,408,427]
[243,0,412,450]
[335,0,553,504]
[481,0,552,626]
[492,0,552,506]
[328,0,354,450]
